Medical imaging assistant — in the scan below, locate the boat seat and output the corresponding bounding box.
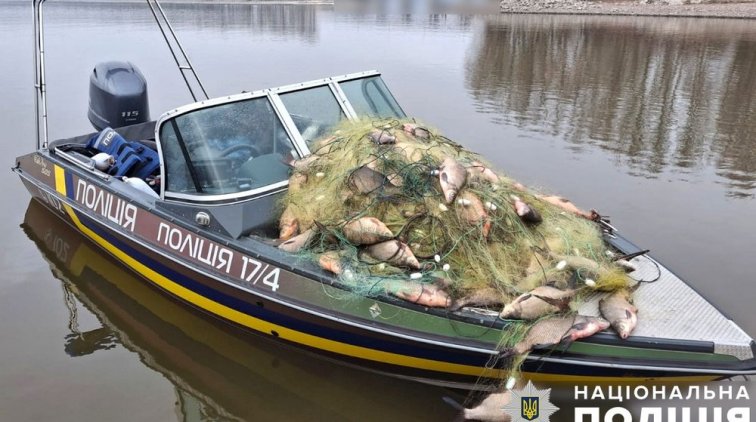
[238,153,289,189]
[87,127,160,179]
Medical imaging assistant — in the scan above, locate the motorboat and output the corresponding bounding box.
[14,0,756,389]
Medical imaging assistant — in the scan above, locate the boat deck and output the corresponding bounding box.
[579,254,754,360]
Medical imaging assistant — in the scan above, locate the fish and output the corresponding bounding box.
[385,280,451,308]
[312,135,338,152]
[364,240,421,269]
[511,195,542,225]
[279,205,299,240]
[438,157,467,204]
[386,172,404,187]
[504,315,610,356]
[447,391,512,422]
[466,161,500,185]
[455,191,491,237]
[348,166,388,194]
[342,217,394,245]
[288,155,318,172]
[402,123,431,140]
[288,172,307,192]
[368,129,396,145]
[450,287,508,311]
[500,286,574,320]
[599,288,638,339]
[318,251,343,275]
[339,189,354,202]
[393,140,425,162]
[539,195,595,220]
[278,229,315,253]
[366,159,403,187]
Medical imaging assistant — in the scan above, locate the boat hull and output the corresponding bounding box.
[14,150,756,387]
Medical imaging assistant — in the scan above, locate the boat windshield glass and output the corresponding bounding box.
[339,76,405,119]
[279,86,346,146]
[159,96,298,196]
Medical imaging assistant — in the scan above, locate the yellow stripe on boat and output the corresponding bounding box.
[52,164,501,378]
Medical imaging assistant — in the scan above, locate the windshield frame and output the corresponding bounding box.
[155,70,402,203]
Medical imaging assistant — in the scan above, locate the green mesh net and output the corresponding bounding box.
[277,118,634,391]
[279,118,628,303]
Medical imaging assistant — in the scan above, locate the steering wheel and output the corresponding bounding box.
[220,143,260,165]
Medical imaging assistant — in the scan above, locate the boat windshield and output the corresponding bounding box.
[339,76,404,119]
[159,96,298,197]
[279,85,346,145]
[157,72,406,202]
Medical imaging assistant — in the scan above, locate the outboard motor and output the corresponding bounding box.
[88,61,149,131]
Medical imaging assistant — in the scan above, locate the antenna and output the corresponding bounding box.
[32,0,208,150]
[33,0,49,150]
[145,0,209,102]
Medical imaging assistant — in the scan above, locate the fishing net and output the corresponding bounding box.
[279,118,628,301]
[277,117,634,391]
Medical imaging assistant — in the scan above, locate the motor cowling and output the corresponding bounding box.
[88,61,149,131]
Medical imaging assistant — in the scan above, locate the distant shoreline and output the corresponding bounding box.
[500,0,756,19]
[5,0,334,4]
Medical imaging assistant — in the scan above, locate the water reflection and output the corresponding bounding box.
[466,15,756,198]
[21,200,454,422]
[163,3,320,40]
[42,1,321,40]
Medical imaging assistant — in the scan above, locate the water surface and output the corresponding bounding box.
[1,2,755,420]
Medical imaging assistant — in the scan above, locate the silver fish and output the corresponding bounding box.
[288,172,307,192]
[539,195,596,220]
[511,195,542,225]
[349,166,388,194]
[279,205,299,240]
[456,191,491,237]
[368,129,396,145]
[402,123,431,140]
[342,217,394,245]
[500,286,574,320]
[599,288,638,339]
[438,157,467,204]
[463,391,512,422]
[466,160,500,185]
[506,315,610,356]
[278,229,315,253]
[288,155,318,172]
[384,280,450,308]
[450,287,507,311]
[318,251,343,275]
[364,240,421,269]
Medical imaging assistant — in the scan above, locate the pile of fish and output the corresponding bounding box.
[277,119,640,342]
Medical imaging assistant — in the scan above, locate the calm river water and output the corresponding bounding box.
[1,2,755,421]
